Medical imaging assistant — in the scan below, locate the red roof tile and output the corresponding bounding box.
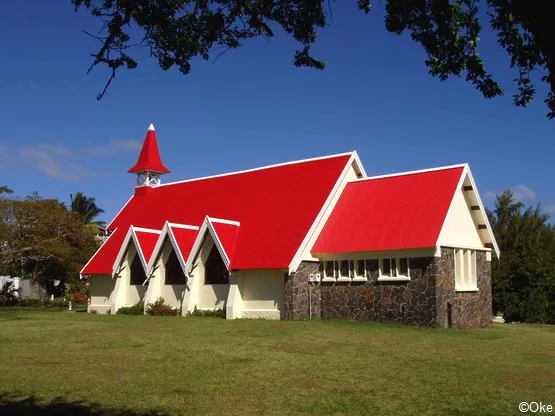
[128,125,170,174]
[312,166,464,254]
[134,229,161,264]
[210,220,240,269]
[170,226,198,261]
[81,228,124,275]
[82,153,352,274]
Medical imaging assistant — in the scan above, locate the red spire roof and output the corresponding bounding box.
[128,124,171,174]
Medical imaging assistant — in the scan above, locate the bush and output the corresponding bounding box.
[18,298,68,308]
[187,306,225,318]
[0,282,20,306]
[116,301,144,315]
[145,297,179,316]
[67,291,88,304]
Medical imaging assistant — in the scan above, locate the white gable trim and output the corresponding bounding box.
[79,227,119,278]
[352,163,468,183]
[287,152,365,274]
[112,226,160,276]
[145,221,196,280]
[436,165,500,258]
[157,152,356,188]
[185,216,239,273]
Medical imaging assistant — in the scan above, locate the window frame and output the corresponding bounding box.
[454,249,478,291]
[377,257,410,282]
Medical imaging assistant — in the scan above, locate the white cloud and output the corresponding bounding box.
[20,144,93,182]
[84,139,142,155]
[546,205,555,215]
[108,139,142,152]
[511,184,536,202]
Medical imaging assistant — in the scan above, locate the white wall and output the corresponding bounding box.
[239,269,285,319]
[88,274,115,313]
[440,188,484,249]
[145,238,186,309]
[90,274,115,305]
[189,232,230,311]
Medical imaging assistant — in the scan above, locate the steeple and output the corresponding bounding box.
[128,123,170,187]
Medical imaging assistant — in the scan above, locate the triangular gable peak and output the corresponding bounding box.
[436,165,500,258]
[146,221,200,277]
[185,216,240,273]
[112,226,161,275]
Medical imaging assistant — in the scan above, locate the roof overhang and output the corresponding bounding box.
[112,226,161,276]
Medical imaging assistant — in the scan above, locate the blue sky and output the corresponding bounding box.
[1,1,553,224]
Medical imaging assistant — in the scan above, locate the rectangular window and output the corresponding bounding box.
[382,258,391,277]
[400,258,409,275]
[455,249,477,291]
[379,258,410,280]
[365,259,379,280]
[324,261,335,280]
[339,260,349,278]
[357,260,365,276]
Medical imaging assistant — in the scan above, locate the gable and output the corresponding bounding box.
[439,187,483,248]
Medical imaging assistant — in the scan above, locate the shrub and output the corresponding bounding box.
[17,298,68,308]
[0,282,20,306]
[116,301,144,315]
[67,291,88,304]
[145,297,179,316]
[187,306,225,318]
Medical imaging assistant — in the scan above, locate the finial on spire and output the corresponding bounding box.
[128,123,170,187]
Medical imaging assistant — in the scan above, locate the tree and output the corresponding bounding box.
[487,191,555,324]
[0,193,100,296]
[69,192,106,229]
[0,186,13,194]
[72,1,554,118]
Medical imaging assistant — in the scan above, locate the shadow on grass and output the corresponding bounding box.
[0,393,168,416]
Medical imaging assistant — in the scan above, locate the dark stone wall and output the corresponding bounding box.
[285,259,438,325]
[284,261,321,320]
[436,248,492,329]
[319,257,437,325]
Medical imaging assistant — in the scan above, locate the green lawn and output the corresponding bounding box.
[0,309,553,416]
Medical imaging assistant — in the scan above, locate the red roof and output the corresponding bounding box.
[210,219,240,269]
[134,229,161,264]
[81,228,123,275]
[312,166,464,254]
[82,153,352,274]
[170,225,199,261]
[128,124,170,174]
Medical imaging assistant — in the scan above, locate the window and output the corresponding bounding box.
[205,245,229,284]
[165,250,186,285]
[130,254,146,285]
[365,260,379,280]
[455,249,477,291]
[357,260,365,276]
[324,261,335,280]
[379,258,409,281]
[339,260,350,278]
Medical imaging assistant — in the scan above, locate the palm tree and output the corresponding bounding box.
[69,192,106,229]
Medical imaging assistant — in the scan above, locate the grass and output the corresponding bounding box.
[0,309,553,416]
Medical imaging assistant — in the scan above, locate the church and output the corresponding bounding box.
[81,124,499,328]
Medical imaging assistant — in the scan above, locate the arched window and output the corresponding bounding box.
[130,254,146,285]
[204,245,229,284]
[165,250,186,285]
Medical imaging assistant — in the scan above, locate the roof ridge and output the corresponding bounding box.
[353,163,467,183]
[156,151,355,188]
